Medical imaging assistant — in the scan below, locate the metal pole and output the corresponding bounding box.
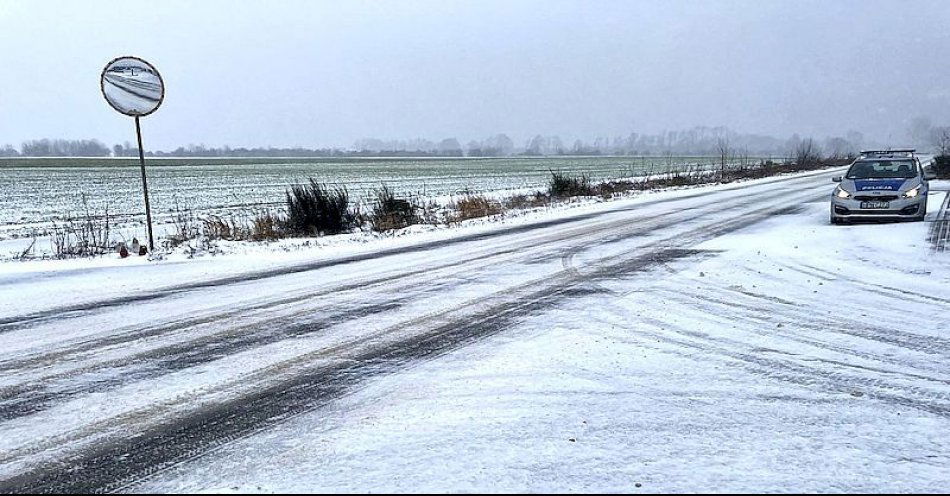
[134,116,155,251]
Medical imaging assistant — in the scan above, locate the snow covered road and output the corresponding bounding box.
[0,170,948,492]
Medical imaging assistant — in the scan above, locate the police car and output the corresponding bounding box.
[830,149,936,224]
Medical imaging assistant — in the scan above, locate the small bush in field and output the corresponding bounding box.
[286,179,356,235]
[203,215,248,240]
[549,171,594,197]
[505,193,549,210]
[370,185,417,231]
[166,197,200,247]
[594,180,641,197]
[251,211,285,240]
[50,193,114,258]
[934,155,950,179]
[449,195,503,222]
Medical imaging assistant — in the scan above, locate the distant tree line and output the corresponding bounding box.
[346,128,867,160]
[0,145,18,157]
[112,142,347,158]
[3,124,919,159]
[113,143,463,158]
[352,137,465,156]
[5,139,112,157]
[516,127,867,159]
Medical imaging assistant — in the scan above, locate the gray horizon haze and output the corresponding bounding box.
[1,0,949,150]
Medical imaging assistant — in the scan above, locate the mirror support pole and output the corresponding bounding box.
[134,116,155,251]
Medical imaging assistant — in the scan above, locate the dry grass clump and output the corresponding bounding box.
[448,195,503,223]
[369,185,417,231]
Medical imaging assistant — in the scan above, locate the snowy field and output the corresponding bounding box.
[0,155,742,248]
[0,170,947,492]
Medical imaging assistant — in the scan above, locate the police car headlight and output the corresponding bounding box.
[903,185,922,198]
[834,186,851,199]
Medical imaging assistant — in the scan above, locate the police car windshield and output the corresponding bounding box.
[846,160,916,179]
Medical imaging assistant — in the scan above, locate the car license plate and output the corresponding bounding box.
[860,201,889,209]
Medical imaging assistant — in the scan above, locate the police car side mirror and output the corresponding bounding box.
[832,176,842,183]
[924,171,937,180]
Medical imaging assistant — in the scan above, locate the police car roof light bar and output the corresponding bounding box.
[860,149,916,156]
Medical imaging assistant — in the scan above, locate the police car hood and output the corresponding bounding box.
[845,177,920,193]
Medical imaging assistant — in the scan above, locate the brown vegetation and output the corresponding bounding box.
[448,195,503,223]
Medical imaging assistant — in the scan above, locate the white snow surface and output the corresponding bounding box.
[1,170,948,493]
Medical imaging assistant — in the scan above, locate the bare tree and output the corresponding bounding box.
[717,137,731,180]
[824,137,855,160]
[795,138,822,166]
[0,144,19,157]
[931,126,950,156]
[909,116,933,148]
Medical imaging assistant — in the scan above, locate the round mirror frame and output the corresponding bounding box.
[100,55,165,117]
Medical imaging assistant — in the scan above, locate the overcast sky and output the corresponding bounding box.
[1,0,949,150]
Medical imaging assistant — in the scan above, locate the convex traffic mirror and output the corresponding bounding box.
[100,56,165,116]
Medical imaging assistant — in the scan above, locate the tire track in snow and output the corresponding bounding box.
[663,264,950,366]
[0,182,832,493]
[656,288,950,382]
[596,247,950,418]
[772,259,950,308]
[681,285,950,358]
[0,298,411,420]
[0,180,828,418]
[0,194,789,458]
[0,201,689,369]
[629,314,950,417]
[0,188,759,394]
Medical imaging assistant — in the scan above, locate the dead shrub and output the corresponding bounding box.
[251,211,285,240]
[548,171,595,197]
[504,193,549,210]
[50,193,114,258]
[202,215,249,240]
[370,186,417,231]
[285,180,356,236]
[166,197,200,247]
[449,195,503,223]
[594,180,641,197]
